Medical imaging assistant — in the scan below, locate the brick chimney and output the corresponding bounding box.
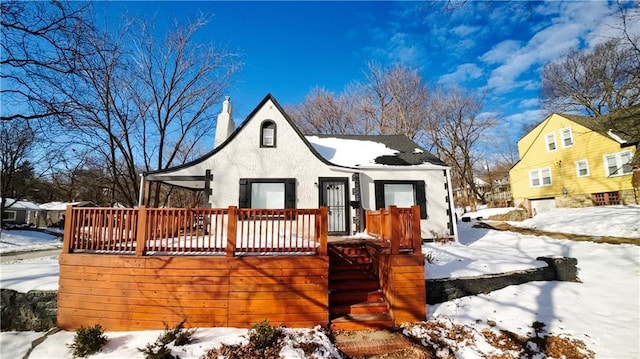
[214,96,235,148]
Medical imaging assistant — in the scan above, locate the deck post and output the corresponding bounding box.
[135,206,147,256]
[318,206,328,256]
[226,206,237,257]
[389,206,400,255]
[380,209,387,241]
[62,205,74,254]
[411,205,422,254]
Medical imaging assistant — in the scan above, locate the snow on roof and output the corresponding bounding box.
[306,136,398,167]
[38,201,81,211]
[1,198,41,210]
[606,129,628,144]
[305,135,447,168]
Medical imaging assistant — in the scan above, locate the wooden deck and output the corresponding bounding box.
[57,206,425,331]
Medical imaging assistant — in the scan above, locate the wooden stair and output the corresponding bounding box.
[328,242,392,331]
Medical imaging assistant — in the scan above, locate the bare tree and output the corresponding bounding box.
[1,0,93,121]
[425,86,496,212]
[132,16,239,173]
[289,63,431,145]
[0,121,36,221]
[286,87,361,135]
[358,63,430,140]
[17,9,240,207]
[612,1,640,57]
[542,38,640,116]
[131,16,239,206]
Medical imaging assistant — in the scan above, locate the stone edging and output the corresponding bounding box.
[426,256,578,304]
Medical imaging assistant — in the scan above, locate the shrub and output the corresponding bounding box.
[248,320,284,350]
[159,320,196,346]
[68,324,108,358]
[430,230,454,243]
[138,342,175,359]
[138,320,196,359]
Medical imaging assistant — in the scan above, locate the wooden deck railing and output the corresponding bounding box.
[63,206,328,256]
[365,205,422,255]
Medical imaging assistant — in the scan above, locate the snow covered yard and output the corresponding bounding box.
[423,212,640,358]
[0,229,62,255]
[1,205,639,358]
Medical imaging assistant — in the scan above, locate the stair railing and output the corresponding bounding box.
[364,205,422,255]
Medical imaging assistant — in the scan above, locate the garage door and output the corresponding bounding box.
[530,198,556,216]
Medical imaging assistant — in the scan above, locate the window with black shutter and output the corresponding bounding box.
[374,180,427,219]
[239,178,296,209]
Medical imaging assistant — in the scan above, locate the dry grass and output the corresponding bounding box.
[486,209,529,222]
[403,320,595,359]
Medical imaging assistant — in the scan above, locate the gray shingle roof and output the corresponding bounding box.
[561,105,640,144]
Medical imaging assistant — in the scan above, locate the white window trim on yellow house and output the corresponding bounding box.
[575,159,590,177]
[529,167,552,187]
[603,150,633,177]
[545,133,557,152]
[560,128,573,148]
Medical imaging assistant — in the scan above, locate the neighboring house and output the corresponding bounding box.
[142,94,458,241]
[453,176,512,210]
[510,106,639,216]
[38,201,96,227]
[0,198,42,226]
[452,177,488,211]
[484,176,512,207]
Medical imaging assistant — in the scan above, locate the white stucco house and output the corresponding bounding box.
[142,94,457,241]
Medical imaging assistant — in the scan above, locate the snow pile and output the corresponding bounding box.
[0,230,62,255]
[0,256,59,292]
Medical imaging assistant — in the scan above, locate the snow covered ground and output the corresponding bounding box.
[0,229,62,255]
[1,205,639,358]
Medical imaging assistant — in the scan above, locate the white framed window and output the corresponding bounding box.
[260,120,276,147]
[383,184,416,208]
[374,180,427,219]
[251,182,285,209]
[575,159,590,177]
[529,167,552,187]
[545,133,557,152]
[560,128,573,148]
[239,178,295,209]
[604,151,633,177]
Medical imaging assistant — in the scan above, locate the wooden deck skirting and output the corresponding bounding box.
[57,254,329,330]
[58,205,425,330]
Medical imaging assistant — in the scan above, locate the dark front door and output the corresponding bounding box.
[319,178,349,235]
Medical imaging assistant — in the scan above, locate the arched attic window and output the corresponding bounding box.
[260,120,276,147]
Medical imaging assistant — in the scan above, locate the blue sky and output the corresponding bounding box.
[101,1,637,147]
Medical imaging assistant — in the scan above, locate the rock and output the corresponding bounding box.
[0,289,57,331]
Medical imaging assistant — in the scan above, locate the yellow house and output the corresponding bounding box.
[510,106,639,215]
